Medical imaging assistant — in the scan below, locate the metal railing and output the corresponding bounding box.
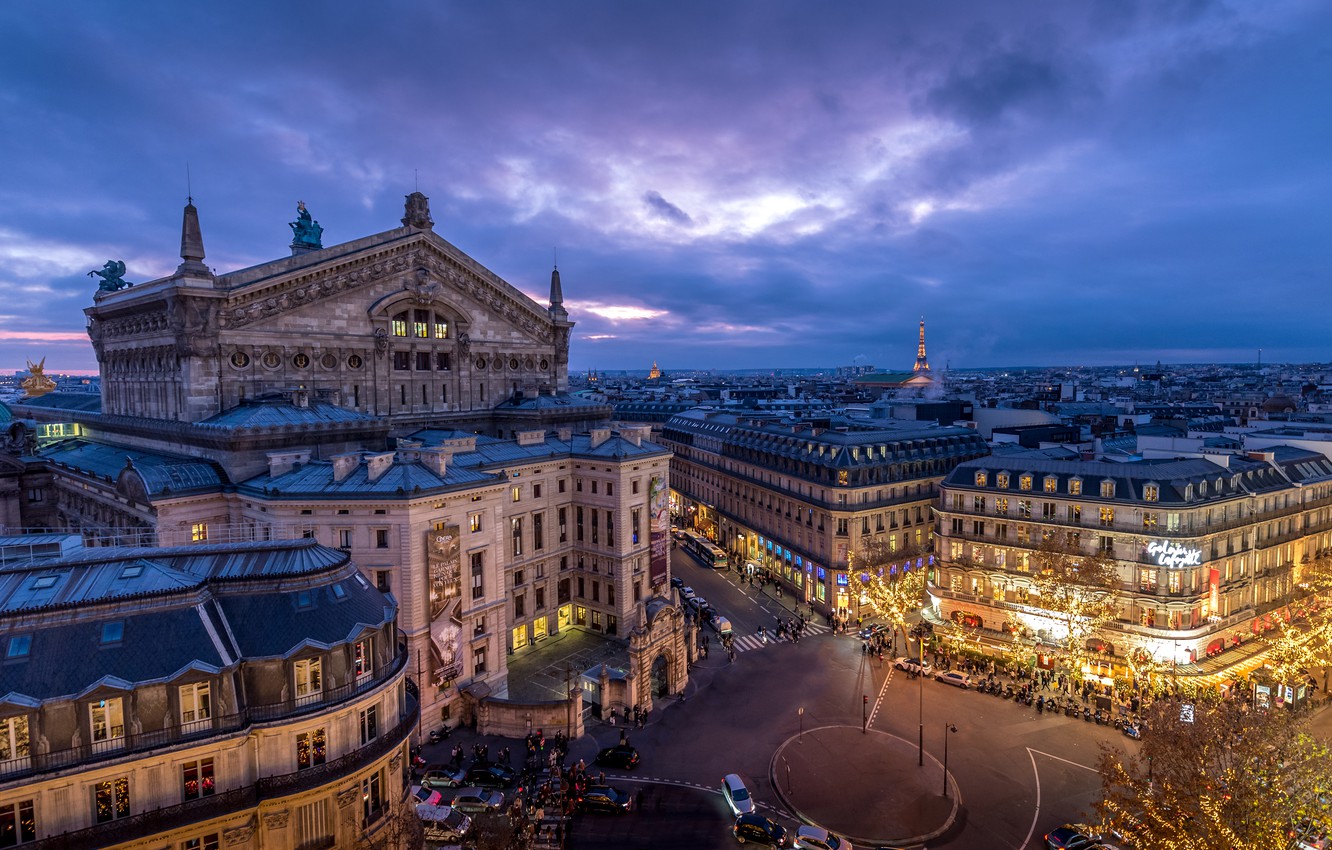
[30,695,418,850]
[0,648,408,785]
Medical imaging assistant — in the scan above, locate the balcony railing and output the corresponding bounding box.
[0,645,409,785]
[30,694,418,850]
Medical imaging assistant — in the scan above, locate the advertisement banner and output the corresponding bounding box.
[425,527,463,686]
[649,476,669,587]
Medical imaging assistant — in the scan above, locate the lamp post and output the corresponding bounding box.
[942,723,957,797]
[798,706,805,742]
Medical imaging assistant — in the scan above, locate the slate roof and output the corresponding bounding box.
[198,396,376,429]
[7,392,102,413]
[493,393,610,411]
[0,538,392,703]
[39,439,226,495]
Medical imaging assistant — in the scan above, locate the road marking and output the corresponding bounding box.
[1028,748,1101,773]
[1021,747,1104,849]
[869,666,893,726]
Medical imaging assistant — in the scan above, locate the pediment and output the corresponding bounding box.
[216,232,555,345]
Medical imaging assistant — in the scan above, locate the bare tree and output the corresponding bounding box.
[851,538,927,653]
[347,787,425,850]
[1030,537,1121,678]
[1095,695,1332,849]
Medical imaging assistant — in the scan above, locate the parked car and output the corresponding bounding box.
[577,784,634,813]
[893,657,933,676]
[688,596,708,613]
[416,804,472,843]
[463,762,517,788]
[440,787,504,814]
[680,586,697,602]
[670,576,684,590]
[711,616,734,637]
[857,623,888,640]
[722,773,755,816]
[594,744,640,769]
[733,813,787,846]
[420,765,467,790]
[934,671,971,689]
[411,785,443,806]
[1043,825,1095,850]
[794,825,850,850]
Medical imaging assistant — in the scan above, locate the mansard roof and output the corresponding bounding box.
[199,394,376,429]
[0,538,392,702]
[40,439,226,496]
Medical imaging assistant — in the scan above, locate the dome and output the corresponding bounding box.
[1261,393,1298,414]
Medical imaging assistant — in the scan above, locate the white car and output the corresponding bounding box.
[893,657,933,676]
[721,773,754,816]
[934,671,971,689]
[795,825,851,850]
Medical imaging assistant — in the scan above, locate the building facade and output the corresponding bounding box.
[659,410,988,615]
[933,449,1332,678]
[0,537,413,850]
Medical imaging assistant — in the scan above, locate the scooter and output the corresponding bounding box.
[1036,696,1045,713]
[1065,702,1079,717]
[1082,706,1093,722]
[1123,723,1142,740]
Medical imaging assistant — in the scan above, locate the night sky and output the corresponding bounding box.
[2,1,1330,375]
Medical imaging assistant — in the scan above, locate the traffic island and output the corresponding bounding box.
[769,725,959,847]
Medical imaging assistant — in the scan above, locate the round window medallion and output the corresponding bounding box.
[261,351,281,369]
[540,359,549,371]
[347,354,364,369]
[320,353,338,370]
[230,351,250,369]
[509,358,519,371]
[475,357,487,370]
[523,357,534,371]
[492,359,503,372]
[292,352,310,369]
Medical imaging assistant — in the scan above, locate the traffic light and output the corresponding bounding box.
[863,695,868,704]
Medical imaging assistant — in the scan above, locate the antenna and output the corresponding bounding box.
[414,168,419,192]
[186,162,192,204]
[553,246,558,269]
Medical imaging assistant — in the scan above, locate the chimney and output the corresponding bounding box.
[516,430,546,447]
[418,448,450,476]
[268,449,312,478]
[331,452,361,483]
[1247,450,1275,462]
[615,426,646,447]
[365,452,395,483]
[557,428,573,442]
[590,428,611,449]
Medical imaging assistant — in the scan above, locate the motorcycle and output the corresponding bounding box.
[1083,706,1093,722]
[1065,703,1079,717]
[1036,696,1045,713]
[1123,723,1142,740]
[429,726,450,745]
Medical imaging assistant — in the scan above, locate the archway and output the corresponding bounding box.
[650,654,670,698]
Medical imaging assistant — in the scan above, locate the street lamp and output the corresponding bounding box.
[942,723,957,797]
[798,706,805,742]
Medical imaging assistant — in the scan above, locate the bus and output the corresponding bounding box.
[682,530,728,569]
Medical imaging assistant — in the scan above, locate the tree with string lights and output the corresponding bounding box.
[1030,536,1121,680]
[851,537,927,653]
[1094,694,1332,849]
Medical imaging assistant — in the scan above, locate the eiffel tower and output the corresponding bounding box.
[913,318,931,373]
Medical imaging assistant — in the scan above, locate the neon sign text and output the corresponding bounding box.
[1147,540,1202,568]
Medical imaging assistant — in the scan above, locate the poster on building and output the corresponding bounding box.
[425,527,463,686]
[649,476,669,587]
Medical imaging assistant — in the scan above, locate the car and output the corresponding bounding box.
[711,616,734,636]
[733,813,787,846]
[439,787,504,814]
[893,657,933,676]
[416,803,472,842]
[411,784,443,806]
[577,784,634,813]
[857,623,888,640]
[594,744,640,769]
[670,576,684,590]
[680,586,697,602]
[419,765,467,790]
[1043,825,1095,850]
[934,671,971,688]
[722,773,755,816]
[794,825,850,850]
[673,529,688,540]
[463,762,517,788]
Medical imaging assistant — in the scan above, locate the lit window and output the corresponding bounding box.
[470,513,483,533]
[391,312,408,337]
[1068,479,1082,495]
[0,800,35,845]
[181,758,215,801]
[354,638,374,680]
[89,697,125,750]
[996,473,1009,488]
[0,715,30,767]
[93,776,130,823]
[1100,480,1115,498]
[294,658,323,705]
[296,728,327,770]
[1019,475,1032,491]
[1043,477,1057,493]
[180,682,211,727]
[1100,507,1115,527]
[974,472,987,486]
[191,522,208,543]
[1143,484,1159,502]
[359,705,378,744]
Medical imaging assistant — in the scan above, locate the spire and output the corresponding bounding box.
[177,197,211,277]
[548,263,567,321]
[913,317,931,373]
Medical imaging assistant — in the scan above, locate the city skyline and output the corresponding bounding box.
[3,1,1331,375]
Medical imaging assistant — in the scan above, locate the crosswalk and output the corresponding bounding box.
[729,621,830,653]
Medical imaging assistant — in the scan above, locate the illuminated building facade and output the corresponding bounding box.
[933,449,1332,676]
[660,410,987,614]
[0,537,414,849]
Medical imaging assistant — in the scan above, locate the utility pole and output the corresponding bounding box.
[565,663,573,738]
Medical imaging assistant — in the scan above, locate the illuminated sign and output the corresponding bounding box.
[1147,540,1202,568]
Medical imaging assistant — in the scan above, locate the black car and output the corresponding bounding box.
[578,784,633,813]
[734,813,787,846]
[594,745,640,769]
[463,762,517,788]
[670,576,684,590]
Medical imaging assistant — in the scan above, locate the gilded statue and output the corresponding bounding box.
[21,357,57,397]
[88,260,132,292]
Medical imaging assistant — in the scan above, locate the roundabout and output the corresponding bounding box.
[769,725,960,847]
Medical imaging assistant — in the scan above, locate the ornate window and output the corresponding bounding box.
[1068,478,1082,496]
[1143,483,1159,502]
[1043,477,1058,493]
[974,471,987,486]
[1019,475,1032,491]
[996,473,1009,488]
[1100,480,1116,498]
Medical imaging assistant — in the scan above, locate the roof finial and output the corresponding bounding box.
[177,190,211,277]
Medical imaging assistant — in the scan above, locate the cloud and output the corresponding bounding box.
[642,191,693,226]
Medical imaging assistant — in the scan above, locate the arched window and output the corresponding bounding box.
[392,309,449,339]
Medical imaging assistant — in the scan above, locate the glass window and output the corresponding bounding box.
[182,835,220,850]
[1100,507,1115,527]
[294,658,323,705]
[996,473,1009,488]
[391,313,408,337]
[1019,475,1032,491]
[1101,480,1115,498]
[470,513,483,533]
[5,636,29,659]
[0,716,29,766]
[89,698,125,749]
[180,683,211,725]
[181,758,215,801]
[93,776,130,823]
[296,728,327,770]
[1144,484,1159,502]
[1044,477,1057,493]
[359,705,378,744]
[974,472,987,486]
[191,522,208,543]
[1069,479,1082,495]
[354,638,374,679]
[0,800,35,846]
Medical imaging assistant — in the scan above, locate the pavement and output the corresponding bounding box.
[770,725,959,849]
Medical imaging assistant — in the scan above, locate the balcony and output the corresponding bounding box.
[30,694,419,850]
[0,644,410,785]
